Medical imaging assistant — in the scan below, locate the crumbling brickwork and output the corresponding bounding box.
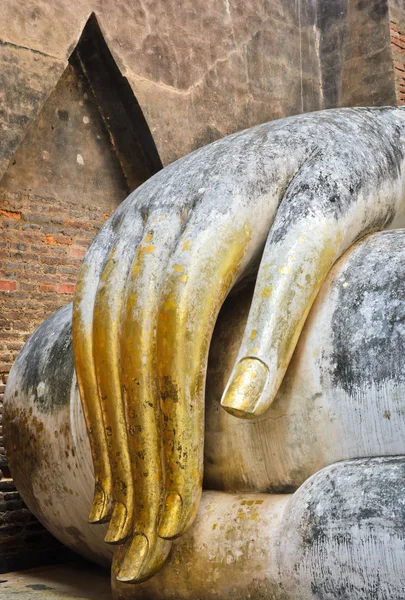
[0,189,111,374]
[391,19,405,105]
[0,186,110,571]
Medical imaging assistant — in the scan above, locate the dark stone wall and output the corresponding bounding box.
[0,1,325,174]
[316,0,396,108]
[0,0,398,180]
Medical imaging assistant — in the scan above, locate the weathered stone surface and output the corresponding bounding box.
[1,60,129,209]
[0,0,400,173]
[0,42,65,178]
[318,0,396,108]
[338,0,395,107]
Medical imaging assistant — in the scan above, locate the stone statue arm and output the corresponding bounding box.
[72,107,405,581]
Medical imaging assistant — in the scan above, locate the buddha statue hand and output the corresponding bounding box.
[72,106,405,582]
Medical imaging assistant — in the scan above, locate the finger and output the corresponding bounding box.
[113,532,170,584]
[220,148,402,419]
[157,215,255,540]
[73,208,125,523]
[221,218,340,418]
[92,210,145,543]
[117,210,185,581]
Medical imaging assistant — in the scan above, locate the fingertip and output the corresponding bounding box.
[113,535,171,585]
[220,357,270,419]
[104,502,131,544]
[88,487,113,524]
[158,492,183,539]
[115,534,149,583]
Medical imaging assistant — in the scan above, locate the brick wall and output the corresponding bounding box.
[0,190,111,572]
[0,188,111,373]
[391,19,405,104]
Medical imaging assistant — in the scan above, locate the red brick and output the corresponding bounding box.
[0,281,16,292]
[64,219,91,230]
[392,24,405,105]
[7,342,23,352]
[0,209,22,220]
[39,284,56,293]
[56,283,75,295]
[45,234,72,246]
[68,246,86,259]
[41,256,68,266]
[392,38,405,50]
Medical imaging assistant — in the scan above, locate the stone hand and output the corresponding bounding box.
[72,106,405,582]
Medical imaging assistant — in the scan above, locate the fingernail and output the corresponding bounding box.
[158,492,183,539]
[104,502,130,544]
[88,487,113,524]
[116,534,149,582]
[221,358,269,418]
